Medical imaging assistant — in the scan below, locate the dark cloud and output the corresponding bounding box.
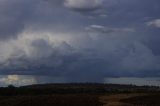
[0,0,31,39]
[64,0,103,12]
[0,0,160,83]
[0,0,65,39]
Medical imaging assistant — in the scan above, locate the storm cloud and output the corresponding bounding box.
[0,0,160,82]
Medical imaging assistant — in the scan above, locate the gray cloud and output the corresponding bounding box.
[0,0,31,39]
[0,0,160,82]
[64,0,103,12]
[0,0,67,39]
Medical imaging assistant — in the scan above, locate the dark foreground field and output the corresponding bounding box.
[0,94,102,106]
[121,93,160,106]
[0,83,160,106]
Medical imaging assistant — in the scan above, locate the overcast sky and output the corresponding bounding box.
[0,0,160,82]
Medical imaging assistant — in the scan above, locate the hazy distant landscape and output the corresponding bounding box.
[1,75,160,87]
[0,83,160,106]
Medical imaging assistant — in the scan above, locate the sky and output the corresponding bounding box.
[0,0,160,84]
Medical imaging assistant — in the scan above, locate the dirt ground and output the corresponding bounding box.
[99,93,145,106]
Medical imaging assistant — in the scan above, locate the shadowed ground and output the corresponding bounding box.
[121,93,160,106]
[99,93,145,106]
[0,84,159,106]
[0,94,102,106]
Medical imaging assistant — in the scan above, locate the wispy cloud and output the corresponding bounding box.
[147,19,160,28]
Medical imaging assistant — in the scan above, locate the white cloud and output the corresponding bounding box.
[147,19,160,28]
[86,25,135,33]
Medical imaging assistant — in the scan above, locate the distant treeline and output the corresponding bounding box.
[0,83,159,96]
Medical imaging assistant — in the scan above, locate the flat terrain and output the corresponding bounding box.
[0,93,160,106]
[121,93,160,106]
[0,94,102,106]
[99,93,144,106]
[0,84,159,106]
